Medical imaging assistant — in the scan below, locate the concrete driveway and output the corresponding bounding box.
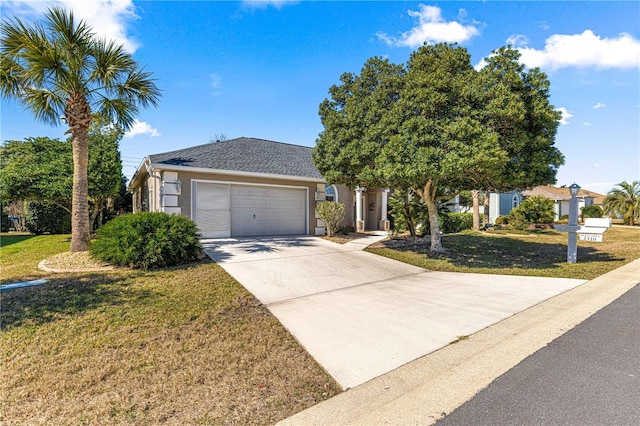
[202,235,586,390]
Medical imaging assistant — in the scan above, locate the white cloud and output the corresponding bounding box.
[583,121,591,127]
[210,74,222,89]
[506,34,529,47]
[4,0,140,52]
[556,107,572,125]
[242,0,299,9]
[515,30,640,70]
[377,4,480,48]
[124,120,160,138]
[593,163,600,168]
[593,102,607,109]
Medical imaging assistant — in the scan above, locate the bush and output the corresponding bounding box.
[337,224,355,235]
[25,202,71,234]
[439,212,474,234]
[495,216,510,225]
[510,196,555,230]
[90,212,202,269]
[582,205,604,220]
[315,201,345,237]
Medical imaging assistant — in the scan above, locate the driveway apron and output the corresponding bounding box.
[202,235,586,390]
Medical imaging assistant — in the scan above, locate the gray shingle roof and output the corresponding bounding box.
[148,137,323,180]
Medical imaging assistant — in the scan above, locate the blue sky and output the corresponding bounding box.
[1,0,639,194]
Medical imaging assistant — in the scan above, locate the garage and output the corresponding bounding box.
[194,181,307,238]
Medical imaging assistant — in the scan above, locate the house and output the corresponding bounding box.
[522,186,602,221]
[487,186,605,223]
[488,191,524,223]
[129,137,390,238]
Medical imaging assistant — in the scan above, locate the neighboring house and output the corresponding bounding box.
[129,137,390,238]
[488,186,605,223]
[522,186,599,221]
[488,191,524,224]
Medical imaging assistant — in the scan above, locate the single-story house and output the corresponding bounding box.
[522,186,603,221]
[488,186,605,223]
[129,137,390,238]
[488,191,524,224]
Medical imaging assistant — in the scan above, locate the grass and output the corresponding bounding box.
[0,233,72,283]
[367,226,640,280]
[1,234,341,425]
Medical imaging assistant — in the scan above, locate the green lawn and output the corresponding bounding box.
[0,234,340,425]
[367,226,640,280]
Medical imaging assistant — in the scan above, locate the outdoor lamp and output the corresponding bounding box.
[569,183,580,198]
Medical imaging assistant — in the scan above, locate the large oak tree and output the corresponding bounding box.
[1,8,160,251]
[314,43,507,252]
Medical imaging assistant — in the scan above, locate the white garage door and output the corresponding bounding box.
[193,182,307,238]
[230,185,307,237]
[194,182,230,238]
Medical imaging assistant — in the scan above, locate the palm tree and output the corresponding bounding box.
[1,8,160,251]
[603,181,640,226]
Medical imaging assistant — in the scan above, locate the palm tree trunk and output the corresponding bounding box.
[484,190,491,225]
[71,126,91,251]
[471,190,480,231]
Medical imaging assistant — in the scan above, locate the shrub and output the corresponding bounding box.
[90,212,202,269]
[510,196,555,230]
[337,224,355,235]
[315,201,345,237]
[495,215,510,225]
[388,188,429,237]
[439,212,474,234]
[25,202,71,234]
[581,205,604,220]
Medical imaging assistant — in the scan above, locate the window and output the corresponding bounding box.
[325,184,337,202]
[512,194,520,210]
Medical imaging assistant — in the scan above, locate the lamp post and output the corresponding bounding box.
[567,183,581,263]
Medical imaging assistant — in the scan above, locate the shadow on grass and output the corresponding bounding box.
[378,233,623,271]
[0,272,157,331]
[0,234,36,247]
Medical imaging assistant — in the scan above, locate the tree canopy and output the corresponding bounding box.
[314,43,564,252]
[603,180,640,226]
[0,118,124,231]
[1,7,160,251]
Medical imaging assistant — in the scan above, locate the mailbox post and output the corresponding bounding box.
[567,183,581,263]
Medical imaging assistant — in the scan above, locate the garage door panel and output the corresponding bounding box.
[230,185,306,237]
[194,182,230,238]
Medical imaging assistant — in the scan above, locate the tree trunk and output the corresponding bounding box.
[420,180,444,253]
[484,190,490,226]
[71,127,90,251]
[89,197,104,234]
[67,96,92,252]
[472,189,480,231]
[404,204,416,237]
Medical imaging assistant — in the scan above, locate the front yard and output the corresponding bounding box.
[367,226,640,280]
[0,235,340,425]
[2,226,638,424]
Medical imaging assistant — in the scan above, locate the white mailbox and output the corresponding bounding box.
[577,218,611,242]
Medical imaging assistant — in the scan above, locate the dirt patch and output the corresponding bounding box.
[38,251,118,272]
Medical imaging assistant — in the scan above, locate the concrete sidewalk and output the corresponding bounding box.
[203,234,586,390]
[278,258,639,425]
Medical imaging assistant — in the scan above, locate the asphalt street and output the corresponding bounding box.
[436,283,640,426]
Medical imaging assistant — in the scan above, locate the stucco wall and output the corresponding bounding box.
[166,170,322,235]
